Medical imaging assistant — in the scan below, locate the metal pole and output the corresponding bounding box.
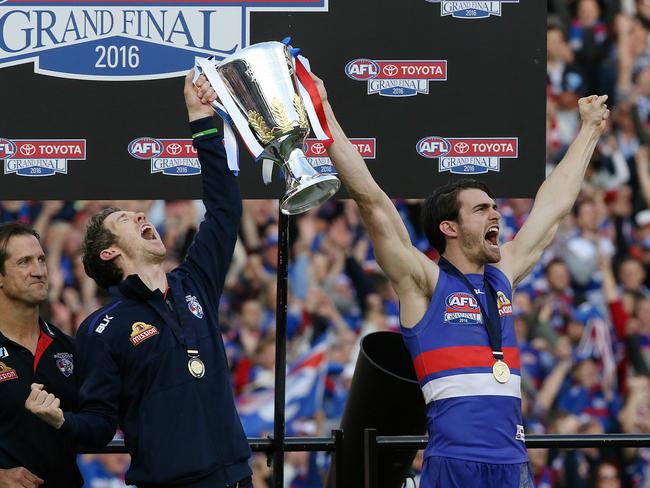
[272,209,290,487]
[364,428,378,488]
[331,429,344,488]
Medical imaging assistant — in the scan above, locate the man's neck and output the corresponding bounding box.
[441,248,485,275]
[0,300,41,348]
[122,262,168,292]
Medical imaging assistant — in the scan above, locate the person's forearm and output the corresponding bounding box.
[535,360,572,413]
[633,105,650,145]
[323,101,385,208]
[60,411,117,448]
[626,334,650,375]
[183,117,242,293]
[537,124,601,217]
[636,153,650,208]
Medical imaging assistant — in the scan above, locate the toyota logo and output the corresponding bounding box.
[383,65,398,77]
[20,144,36,156]
[167,143,182,155]
[454,142,469,154]
[311,143,326,155]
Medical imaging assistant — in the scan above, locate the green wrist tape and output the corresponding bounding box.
[192,128,219,139]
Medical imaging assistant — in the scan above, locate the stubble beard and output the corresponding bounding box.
[460,227,501,265]
[6,284,48,307]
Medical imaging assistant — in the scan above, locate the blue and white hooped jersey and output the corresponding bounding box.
[400,265,528,464]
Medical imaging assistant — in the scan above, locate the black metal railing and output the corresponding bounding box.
[362,429,650,488]
[81,430,650,488]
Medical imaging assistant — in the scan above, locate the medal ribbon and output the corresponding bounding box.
[164,287,202,366]
[438,257,503,361]
[119,277,203,372]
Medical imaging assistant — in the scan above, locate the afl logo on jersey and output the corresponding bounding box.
[444,292,482,325]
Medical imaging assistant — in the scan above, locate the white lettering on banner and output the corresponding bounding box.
[5,158,66,171]
[368,79,428,93]
[348,63,378,77]
[399,65,444,76]
[36,144,82,155]
[0,2,327,80]
[439,157,500,171]
[471,143,515,153]
[151,158,201,170]
[441,1,501,15]
[426,0,519,20]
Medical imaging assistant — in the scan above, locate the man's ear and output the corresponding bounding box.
[439,220,458,239]
[99,248,121,262]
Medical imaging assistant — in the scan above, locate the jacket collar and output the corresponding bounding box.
[111,273,176,301]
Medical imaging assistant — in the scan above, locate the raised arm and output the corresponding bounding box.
[313,75,437,325]
[498,95,609,286]
[177,71,242,296]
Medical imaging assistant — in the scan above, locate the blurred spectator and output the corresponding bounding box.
[78,454,133,488]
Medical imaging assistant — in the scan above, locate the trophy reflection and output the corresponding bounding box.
[204,41,340,215]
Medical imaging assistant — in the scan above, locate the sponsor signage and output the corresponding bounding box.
[416,136,518,175]
[424,0,519,19]
[345,59,447,97]
[128,137,200,175]
[0,138,85,176]
[0,0,327,80]
[304,138,376,174]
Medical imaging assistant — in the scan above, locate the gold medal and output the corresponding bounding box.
[188,357,205,379]
[492,360,510,384]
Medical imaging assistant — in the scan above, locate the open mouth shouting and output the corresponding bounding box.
[140,224,157,241]
[484,225,499,249]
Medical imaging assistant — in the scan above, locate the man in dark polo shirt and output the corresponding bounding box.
[0,222,80,488]
[26,72,252,488]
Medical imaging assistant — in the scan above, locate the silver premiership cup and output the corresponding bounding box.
[212,41,340,215]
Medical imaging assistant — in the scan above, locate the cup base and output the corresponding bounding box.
[280,175,341,215]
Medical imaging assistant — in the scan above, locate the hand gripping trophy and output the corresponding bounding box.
[196,41,340,215]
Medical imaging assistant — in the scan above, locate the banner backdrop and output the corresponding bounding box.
[0,0,545,200]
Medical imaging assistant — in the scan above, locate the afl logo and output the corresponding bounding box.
[345,59,380,81]
[128,138,162,160]
[0,139,16,159]
[416,137,450,159]
[444,292,482,325]
[446,293,478,312]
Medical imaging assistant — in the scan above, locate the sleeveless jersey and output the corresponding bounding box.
[400,265,528,464]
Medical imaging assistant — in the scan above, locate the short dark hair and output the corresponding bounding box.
[0,221,40,275]
[572,198,595,218]
[421,179,493,254]
[544,257,567,275]
[82,207,123,289]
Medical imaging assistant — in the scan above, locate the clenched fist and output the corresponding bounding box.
[184,69,217,122]
[578,94,610,134]
[24,383,64,430]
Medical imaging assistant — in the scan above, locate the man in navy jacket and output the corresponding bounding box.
[26,71,253,488]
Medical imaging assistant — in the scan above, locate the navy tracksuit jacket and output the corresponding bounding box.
[60,117,251,487]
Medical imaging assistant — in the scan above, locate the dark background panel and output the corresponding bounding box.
[0,0,545,199]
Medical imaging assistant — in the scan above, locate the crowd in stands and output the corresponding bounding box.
[10,0,650,486]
